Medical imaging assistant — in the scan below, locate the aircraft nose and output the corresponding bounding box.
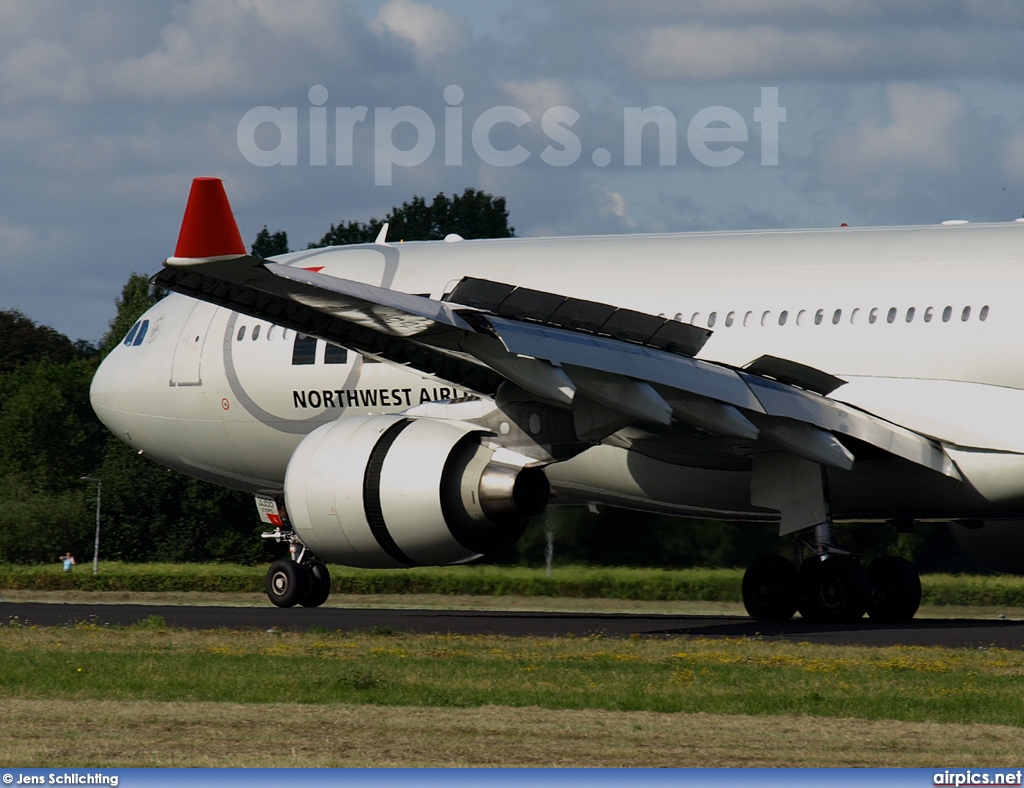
[90,344,141,448]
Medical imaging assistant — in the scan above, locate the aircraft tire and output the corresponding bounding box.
[865,556,921,622]
[742,555,799,622]
[299,561,332,608]
[265,559,308,608]
[798,555,868,623]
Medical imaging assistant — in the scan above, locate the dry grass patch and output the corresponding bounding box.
[3,698,1024,767]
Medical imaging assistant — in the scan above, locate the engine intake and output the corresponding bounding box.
[284,415,549,567]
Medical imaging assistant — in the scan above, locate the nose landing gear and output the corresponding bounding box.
[264,557,332,608]
[260,508,332,608]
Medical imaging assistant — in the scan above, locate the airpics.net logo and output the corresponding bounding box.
[237,85,786,185]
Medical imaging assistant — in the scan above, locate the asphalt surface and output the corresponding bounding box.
[3,600,1024,648]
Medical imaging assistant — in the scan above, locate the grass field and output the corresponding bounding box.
[4,563,1024,766]
[3,616,1024,766]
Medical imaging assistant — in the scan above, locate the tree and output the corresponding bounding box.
[308,188,514,248]
[0,309,83,375]
[0,358,106,492]
[251,226,290,258]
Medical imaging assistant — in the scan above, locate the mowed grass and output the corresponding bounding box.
[3,620,1024,723]
[4,620,1024,766]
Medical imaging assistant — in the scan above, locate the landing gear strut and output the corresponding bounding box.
[261,527,332,608]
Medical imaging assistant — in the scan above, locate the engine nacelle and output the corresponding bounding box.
[949,520,1024,574]
[284,415,549,567]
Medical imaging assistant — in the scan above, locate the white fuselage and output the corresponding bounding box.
[90,221,1024,522]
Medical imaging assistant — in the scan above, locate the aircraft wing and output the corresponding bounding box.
[156,178,960,484]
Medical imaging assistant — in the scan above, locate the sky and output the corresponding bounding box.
[3,0,1024,343]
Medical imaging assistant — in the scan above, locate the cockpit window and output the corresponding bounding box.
[124,319,149,347]
[123,321,141,346]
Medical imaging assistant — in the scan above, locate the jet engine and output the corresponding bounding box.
[949,519,1024,574]
[284,414,549,567]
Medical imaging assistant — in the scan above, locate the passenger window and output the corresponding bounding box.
[708,312,717,328]
[291,333,317,365]
[961,306,971,322]
[236,326,246,341]
[814,309,824,325]
[796,309,806,326]
[850,308,861,325]
[252,325,261,341]
[267,325,275,340]
[725,311,735,327]
[743,311,753,327]
[942,306,952,322]
[691,312,702,326]
[761,310,771,327]
[886,308,897,324]
[832,309,842,325]
[924,307,934,323]
[868,308,878,324]
[980,305,990,321]
[906,307,916,323]
[778,310,788,326]
[325,343,349,365]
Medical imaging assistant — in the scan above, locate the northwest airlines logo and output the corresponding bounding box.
[238,85,786,185]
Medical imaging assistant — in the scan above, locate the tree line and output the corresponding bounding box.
[0,189,971,571]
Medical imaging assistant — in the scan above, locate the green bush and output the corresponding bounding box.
[3,562,1022,607]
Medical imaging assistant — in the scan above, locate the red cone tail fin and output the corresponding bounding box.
[174,177,246,259]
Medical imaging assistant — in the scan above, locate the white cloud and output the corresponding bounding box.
[628,25,873,82]
[599,190,636,227]
[1004,135,1024,180]
[0,38,90,104]
[4,2,1024,341]
[501,79,575,119]
[817,84,964,200]
[372,0,468,62]
[0,218,37,258]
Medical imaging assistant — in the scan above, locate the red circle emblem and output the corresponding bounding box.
[221,398,230,411]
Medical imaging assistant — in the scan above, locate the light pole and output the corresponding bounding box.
[80,476,101,574]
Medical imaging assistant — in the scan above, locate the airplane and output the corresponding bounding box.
[89,177,1024,623]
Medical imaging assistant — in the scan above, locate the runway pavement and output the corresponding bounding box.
[3,600,1024,648]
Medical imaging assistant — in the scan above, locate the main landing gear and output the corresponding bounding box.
[261,527,332,608]
[741,524,922,624]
